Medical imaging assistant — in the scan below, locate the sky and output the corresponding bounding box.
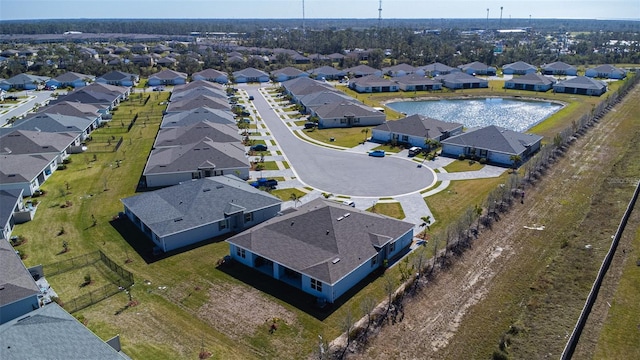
[1,0,638,21]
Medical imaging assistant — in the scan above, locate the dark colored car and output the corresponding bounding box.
[251,178,278,189]
[248,95,255,100]
[250,144,268,152]
[304,122,316,129]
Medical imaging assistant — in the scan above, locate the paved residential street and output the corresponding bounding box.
[0,90,54,126]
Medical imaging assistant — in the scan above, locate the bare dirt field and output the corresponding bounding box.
[348,85,640,359]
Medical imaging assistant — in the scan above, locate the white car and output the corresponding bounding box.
[342,200,355,207]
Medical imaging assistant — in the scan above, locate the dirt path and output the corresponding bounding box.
[349,86,640,359]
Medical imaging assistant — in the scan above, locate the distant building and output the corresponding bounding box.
[553,76,607,96]
[585,64,626,80]
[504,73,556,92]
[541,61,577,76]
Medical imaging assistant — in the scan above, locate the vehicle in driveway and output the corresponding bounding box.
[248,95,255,100]
[408,146,422,157]
[368,150,385,157]
[342,200,355,207]
[304,122,316,129]
[250,144,268,152]
[250,178,278,189]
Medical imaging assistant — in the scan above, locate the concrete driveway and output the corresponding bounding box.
[242,85,435,197]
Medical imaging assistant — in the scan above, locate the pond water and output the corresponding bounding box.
[386,98,563,132]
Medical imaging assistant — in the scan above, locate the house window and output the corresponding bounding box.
[219,219,227,230]
[401,135,409,142]
[389,241,396,253]
[311,278,323,292]
[244,212,253,222]
[353,118,360,124]
[236,247,246,258]
[340,118,347,124]
[371,255,378,267]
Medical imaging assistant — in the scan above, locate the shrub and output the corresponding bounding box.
[63,158,72,164]
[479,157,487,164]
[492,350,509,360]
[57,164,67,170]
[458,154,466,161]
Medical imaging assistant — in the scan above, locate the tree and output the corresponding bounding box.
[509,154,522,171]
[361,127,370,143]
[420,215,432,240]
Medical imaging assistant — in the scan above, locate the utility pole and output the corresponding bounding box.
[378,0,383,31]
[499,6,504,30]
[302,0,305,34]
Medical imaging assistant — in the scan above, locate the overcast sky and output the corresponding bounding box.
[1,0,638,21]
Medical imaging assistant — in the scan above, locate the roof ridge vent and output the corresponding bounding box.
[343,213,351,217]
[337,216,344,221]
[332,258,340,264]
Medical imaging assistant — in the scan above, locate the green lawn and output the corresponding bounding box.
[270,188,306,202]
[367,202,405,219]
[302,127,369,148]
[443,159,485,172]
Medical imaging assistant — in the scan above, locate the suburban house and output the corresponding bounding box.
[232,68,270,83]
[310,101,386,129]
[457,61,497,76]
[0,302,129,359]
[154,120,242,148]
[38,101,105,124]
[585,64,627,79]
[131,54,155,67]
[147,70,187,86]
[394,74,443,91]
[169,85,227,102]
[0,74,50,91]
[0,239,40,325]
[160,107,235,128]
[95,71,139,87]
[5,112,97,141]
[371,114,463,147]
[143,139,249,188]
[435,72,489,89]
[382,63,417,77]
[0,130,82,195]
[418,62,458,77]
[541,61,578,76]
[440,125,543,167]
[502,61,538,75]
[296,91,354,114]
[344,64,382,78]
[504,73,556,92]
[52,83,130,110]
[348,75,399,93]
[164,94,230,113]
[0,189,34,241]
[226,198,414,304]
[122,176,282,253]
[553,76,607,96]
[46,72,94,88]
[281,77,335,103]
[308,66,347,80]
[270,67,309,82]
[192,68,229,84]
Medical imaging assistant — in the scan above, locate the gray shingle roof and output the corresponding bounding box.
[373,114,463,139]
[169,87,227,102]
[554,76,607,90]
[0,153,57,184]
[0,303,127,359]
[165,95,230,113]
[193,69,228,79]
[37,101,102,120]
[232,67,269,78]
[587,64,626,75]
[382,63,417,73]
[344,64,380,76]
[0,238,40,307]
[417,62,457,73]
[122,176,281,238]
[154,121,241,148]
[3,74,50,86]
[313,101,383,119]
[502,61,537,72]
[0,189,22,233]
[144,139,248,176]
[308,66,346,77]
[149,69,187,81]
[161,107,235,128]
[0,130,78,155]
[52,72,94,83]
[458,61,496,72]
[393,74,441,86]
[542,61,577,72]
[505,73,556,86]
[442,125,543,155]
[172,80,224,93]
[435,72,489,85]
[271,66,308,77]
[7,113,91,135]
[349,74,396,87]
[298,91,354,108]
[97,70,137,82]
[227,198,413,285]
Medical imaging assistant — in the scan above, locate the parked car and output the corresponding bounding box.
[248,95,255,100]
[408,146,422,157]
[368,150,385,157]
[251,178,278,189]
[304,122,316,129]
[152,86,165,91]
[342,200,355,207]
[250,144,268,152]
